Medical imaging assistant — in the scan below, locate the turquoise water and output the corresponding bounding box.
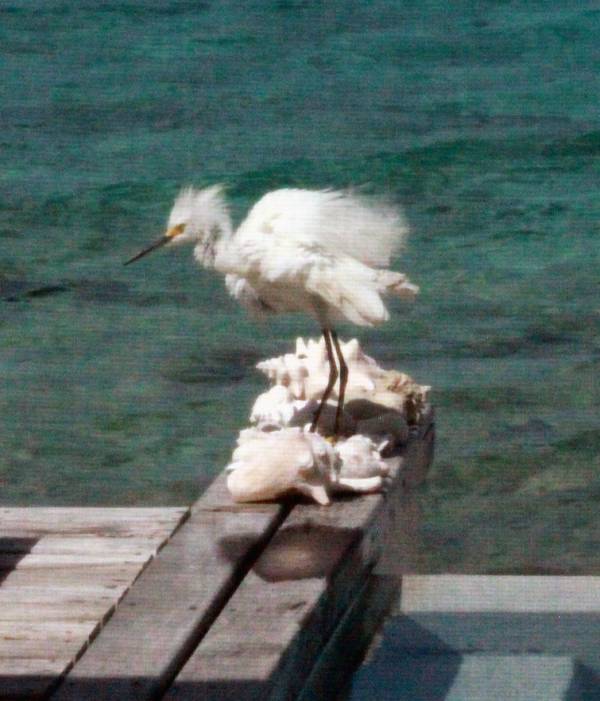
[1,1,599,572]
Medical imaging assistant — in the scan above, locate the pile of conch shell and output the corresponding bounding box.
[225,337,431,506]
[226,428,389,506]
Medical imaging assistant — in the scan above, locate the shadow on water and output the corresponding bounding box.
[567,664,600,701]
[345,612,600,701]
[345,618,462,701]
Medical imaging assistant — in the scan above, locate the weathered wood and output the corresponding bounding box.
[50,475,290,701]
[372,610,600,660]
[0,635,91,659]
[348,574,600,700]
[0,658,68,701]
[0,554,151,569]
[0,507,187,700]
[4,422,432,701]
[349,613,600,699]
[0,508,188,538]
[0,531,175,559]
[0,536,173,556]
[163,420,433,701]
[0,564,142,588]
[0,602,110,623]
[0,622,99,638]
[298,574,400,701]
[398,575,600,613]
[349,653,578,701]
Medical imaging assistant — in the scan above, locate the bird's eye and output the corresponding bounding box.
[167,222,186,238]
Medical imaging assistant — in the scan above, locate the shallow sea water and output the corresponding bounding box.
[1,1,599,573]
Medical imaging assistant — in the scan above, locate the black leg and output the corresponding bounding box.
[310,328,338,433]
[330,330,348,437]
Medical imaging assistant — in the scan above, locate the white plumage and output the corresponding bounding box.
[125,185,418,435]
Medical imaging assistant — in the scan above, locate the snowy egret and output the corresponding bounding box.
[125,186,418,435]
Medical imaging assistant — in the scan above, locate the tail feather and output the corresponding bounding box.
[307,258,394,327]
[377,270,420,299]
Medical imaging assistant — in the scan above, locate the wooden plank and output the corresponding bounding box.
[398,575,600,614]
[0,507,188,525]
[375,609,600,659]
[0,602,111,623]
[164,420,434,701]
[0,564,142,588]
[0,536,173,555]
[51,474,290,701]
[0,657,68,701]
[0,637,84,660]
[0,554,151,568]
[0,536,174,552]
[0,566,157,604]
[0,622,98,638]
[0,590,121,607]
[0,507,188,700]
[348,574,600,699]
[348,653,576,701]
[0,507,188,539]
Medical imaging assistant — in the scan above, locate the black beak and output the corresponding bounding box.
[124,235,170,266]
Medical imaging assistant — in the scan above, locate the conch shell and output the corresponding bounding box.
[226,428,392,506]
[255,337,430,423]
[226,338,431,505]
[226,427,337,506]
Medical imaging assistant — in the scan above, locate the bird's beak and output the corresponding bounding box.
[124,225,184,266]
[123,235,170,266]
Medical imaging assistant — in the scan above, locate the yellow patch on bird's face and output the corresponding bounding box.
[166,222,186,239]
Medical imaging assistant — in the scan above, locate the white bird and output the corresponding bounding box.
[125,186,418,435]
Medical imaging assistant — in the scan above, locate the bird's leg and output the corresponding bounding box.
[331,329,348,437]
[310,328,338,434]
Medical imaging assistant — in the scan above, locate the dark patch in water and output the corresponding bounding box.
[72,279,188,307]
[436,386,535,411]
[25,285,70,299]
[427,204,453,214]
[1,278,71,302]
[206,345,264,369]
[543,130,600,157]
[489,418,556,446]
[72,279,132,303]
[523,325,577,346]
[1,276,189,307]
[99,1,210,17]
[163,346,263,385]
[554,430,600,456]
[0,278,29,300]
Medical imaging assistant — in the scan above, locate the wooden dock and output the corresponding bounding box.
[348,575,600,700]
[0,419,435,699]
[0,507,188,699]
[3,413,600,700]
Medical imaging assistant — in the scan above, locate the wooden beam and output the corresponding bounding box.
[399,575,600,614]
[164,420,434,701]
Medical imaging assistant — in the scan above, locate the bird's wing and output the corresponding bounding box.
[303,250,390,327]
[239,237,391,327]
[238,189,409,269]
